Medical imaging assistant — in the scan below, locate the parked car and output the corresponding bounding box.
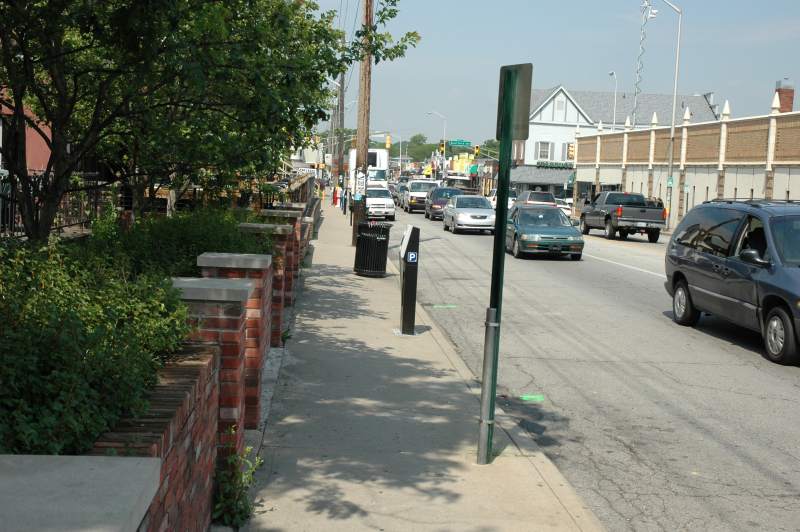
[516,191,557,207]
[487,188,517,210]
[403,180,438,213]
[425,187,462,220]
[665,200,800,365]
[365,187,396,221]
[442,195,496,234]
[580,191,666,242]
[505,205,584,260]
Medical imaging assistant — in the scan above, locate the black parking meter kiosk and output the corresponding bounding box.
[399,225,420,335]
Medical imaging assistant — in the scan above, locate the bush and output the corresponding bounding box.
[0,242,189,454]
[79,208,272,277]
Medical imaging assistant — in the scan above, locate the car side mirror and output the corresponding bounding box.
[740,248,770,266]
[571,219,579,226]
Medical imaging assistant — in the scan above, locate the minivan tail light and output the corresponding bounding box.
[616,206,623,217]
[662,208,667,220]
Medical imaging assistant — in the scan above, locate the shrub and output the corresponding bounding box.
[79,208,272,277]
[0,242,189,454]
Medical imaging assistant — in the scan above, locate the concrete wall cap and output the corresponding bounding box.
[238,222,293,235]
[0,454,160,532]
[302,216,315,223]
[197,252,272,270]
[172,277,255,303]
[260,209,302,218]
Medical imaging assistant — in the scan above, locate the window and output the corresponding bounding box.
[771,216,800,266]
[692,208,745,257]
[535,142,553,160]
[606,193,647,206]
[734,216,768,260]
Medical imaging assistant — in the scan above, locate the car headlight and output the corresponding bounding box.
[566,235,580,241]
[520,234,541,241]
[457,213,470,221]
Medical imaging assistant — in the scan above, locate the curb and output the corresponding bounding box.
[385,256,605,532]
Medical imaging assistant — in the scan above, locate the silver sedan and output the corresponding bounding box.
[442,195,496,234]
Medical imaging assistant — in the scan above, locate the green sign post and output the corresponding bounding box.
[478,63,532,466]
[449,139,472,147]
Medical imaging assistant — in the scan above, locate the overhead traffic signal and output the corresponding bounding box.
[439,142,445,154]
[385,135,392,149]
[474,145,480,157]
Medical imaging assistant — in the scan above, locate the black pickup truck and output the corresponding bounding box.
[579,192,666,242]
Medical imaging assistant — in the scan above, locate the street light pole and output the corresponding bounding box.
[662,0,682,230]
[609,71,618,132]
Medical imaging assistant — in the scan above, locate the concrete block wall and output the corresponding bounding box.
[90,345,220,532]
[197,253,273,429]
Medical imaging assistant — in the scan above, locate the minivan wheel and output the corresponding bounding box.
[763,307,799,365]
[604,219,615,240]
[672,280,700,326]
[512,238,522,258]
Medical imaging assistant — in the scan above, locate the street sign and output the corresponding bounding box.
[496,63,533,141]
[449,139,472,147]
[407,252,417,263]
[667,176,674,187]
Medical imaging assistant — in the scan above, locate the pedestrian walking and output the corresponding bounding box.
[332,186,339,207]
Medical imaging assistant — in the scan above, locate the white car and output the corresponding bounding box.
[556,199,573,218]
[443,195,496,234]
[366,188,395,221]
[487,188,517,210]
[403,180,438,213]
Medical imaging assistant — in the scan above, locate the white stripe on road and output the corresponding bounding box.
[583,253,665,278]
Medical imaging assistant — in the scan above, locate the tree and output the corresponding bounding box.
[0,0,419,239]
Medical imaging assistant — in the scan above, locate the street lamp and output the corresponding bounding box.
[609,71,618,132]
[427,111,448,178]
[655,0,682,229]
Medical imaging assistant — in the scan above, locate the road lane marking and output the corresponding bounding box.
[583,253,665,278]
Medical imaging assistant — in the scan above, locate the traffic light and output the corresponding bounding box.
[385,134,392,149]
[439,142,445,154]
[567,143,575,160]
[474,145,480,157]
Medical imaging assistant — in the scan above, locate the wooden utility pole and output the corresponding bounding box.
[336,70,346,185]
[352,0,373,244]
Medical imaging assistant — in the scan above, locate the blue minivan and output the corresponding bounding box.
[665,200,800,364]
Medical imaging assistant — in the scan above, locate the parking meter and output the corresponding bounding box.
[399,226,420,335]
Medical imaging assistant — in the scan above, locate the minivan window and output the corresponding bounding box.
[409,182,437,192]
[431,188,461,200]
[606,193,647,206]
[693,208,745,257]
[770,216,800,266]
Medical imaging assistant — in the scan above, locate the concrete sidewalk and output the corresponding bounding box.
[247,204,603,532]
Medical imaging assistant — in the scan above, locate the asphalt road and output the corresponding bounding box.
[386,207,800,532]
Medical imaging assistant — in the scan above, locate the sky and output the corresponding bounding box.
[315,0,800,145]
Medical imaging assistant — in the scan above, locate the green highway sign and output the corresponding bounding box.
[667,176,674,187]
[449,139,472,147]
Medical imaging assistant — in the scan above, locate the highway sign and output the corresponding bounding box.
[449,139,472,147]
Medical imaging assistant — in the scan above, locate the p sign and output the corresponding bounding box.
[407,252,418,263]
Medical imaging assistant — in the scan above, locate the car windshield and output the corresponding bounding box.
[456,196,492,209]
[606,193,647,206]
[770,216,800,266]
[530,192,555,202]
[368,169,387,180]
[410,182,436,192]
[519,208,570,227]
[367,189,391,198]
[432,188,461,200]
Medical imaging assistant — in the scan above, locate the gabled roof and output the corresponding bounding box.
[530,85,719,126]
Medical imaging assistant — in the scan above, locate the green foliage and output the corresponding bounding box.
[78,209,272,278]
[0,242,189,454]
[213,428,263,528]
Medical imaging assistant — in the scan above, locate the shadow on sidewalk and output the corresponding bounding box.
[254,249,572,525]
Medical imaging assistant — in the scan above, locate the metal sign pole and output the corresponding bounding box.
[478,64,531,465]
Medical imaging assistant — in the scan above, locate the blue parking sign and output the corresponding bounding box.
[407,252,417,263]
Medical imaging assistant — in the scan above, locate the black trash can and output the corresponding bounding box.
[354,222,391,277]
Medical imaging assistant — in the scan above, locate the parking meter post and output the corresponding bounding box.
[478,65,523,465]
[400,226,420,335]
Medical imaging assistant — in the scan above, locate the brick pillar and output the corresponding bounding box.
[260,210,303,306]
[197,253,273,429]
[172,277,255,461]
[239,223,293,346]
[716,169,726,199]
